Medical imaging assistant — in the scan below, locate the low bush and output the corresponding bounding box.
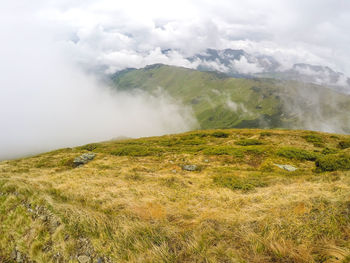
[78,143,99,151]
[211,131,229,138]
[213,174,268,191]
[111,146,162,157]
[235,139,263,146]
[203,146,244,157]
[180,138,206,145]
[338,140,350,149]
[321,147,339,155]
[260,131,273,137]
[276,147,319,161]
[315,154,350,172]
[180,133,208,140]
[302,134,324,147]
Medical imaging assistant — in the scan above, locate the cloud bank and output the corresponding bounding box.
[0,3,197,160]
[2,0,350,158]
[33,0,350,76]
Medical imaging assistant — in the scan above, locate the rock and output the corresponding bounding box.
[16,251,23,263]
[204,159,209,163]
[11,249,17,260]
[171,169,177,173]
[78,255,91,263]
[96,257,104,263]
[274,164,297,172]
[182,165,198,171]
[73,153,96,167]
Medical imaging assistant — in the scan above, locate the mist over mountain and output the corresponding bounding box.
[112,64,350,134]
[165,48,350,94]
[2,0,350,159]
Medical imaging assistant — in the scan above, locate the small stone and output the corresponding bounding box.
[204,159,209,163]
[16,251,23,263]
[182,165,198,171]
[96,257,104,263]
[11,249,17,260]
[274,164,297,172]
[78,255,91,263]
[171,169,177,173]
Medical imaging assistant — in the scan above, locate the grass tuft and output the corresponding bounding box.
[235,139,263,146]
[315,154,350,172]
[213,174,268,191]
[338,140,350,149]
[276,147,320,161]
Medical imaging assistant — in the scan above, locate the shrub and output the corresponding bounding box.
[302,134,323,143]
[315,154,350,172]
[321,147,339,155]
[111,146,162,157]
[302,134,324,147]
[338,140,350,149]
[211,131,229,138]
[203,146,244,157]
[181,138,206,145]
[260,131,273,137]
[213,174,268,191]
[235,139,263,146]
[276,147,319,161]
[181,133,208,140]
[58,157,75,168]
[78,143,99,151]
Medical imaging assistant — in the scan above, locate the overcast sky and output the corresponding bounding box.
[3,0,348,74]
[1,0,350,159]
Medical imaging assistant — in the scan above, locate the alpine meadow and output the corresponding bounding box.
[1,1,350,263]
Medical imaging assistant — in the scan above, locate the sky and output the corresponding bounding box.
[1,0,350,159]
[27,0,350,75]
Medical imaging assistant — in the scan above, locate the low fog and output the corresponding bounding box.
[0,12,197,160]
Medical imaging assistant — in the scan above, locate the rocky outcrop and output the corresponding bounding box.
[73,153,96,167]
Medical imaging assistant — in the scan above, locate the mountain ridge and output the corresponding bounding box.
[1,128,350,262]
[158,48,350,94]
[112,64,350,134]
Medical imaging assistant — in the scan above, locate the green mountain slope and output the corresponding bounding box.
[1,129,350,262]
[112,64,350,133]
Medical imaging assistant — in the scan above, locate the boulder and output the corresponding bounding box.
[274,164,297,172]
[73,153,96,167]
[182,165,198,171]
[78,255,91,263]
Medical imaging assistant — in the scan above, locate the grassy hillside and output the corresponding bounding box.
[1,129,350,262]
[112,64,350,133]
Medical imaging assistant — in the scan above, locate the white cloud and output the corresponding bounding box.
[0,2,198,160]
[232,57,264,74]
[18,0,349,76]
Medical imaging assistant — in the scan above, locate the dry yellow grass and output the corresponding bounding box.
[0,129,350,262]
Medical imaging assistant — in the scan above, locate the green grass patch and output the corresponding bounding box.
[276,147,320,161]
[213,174,268,191]
[211,131,229,138]
[111,145,163,157]
[321,147,339,155]
[235,139,263,146]
[260,131,273,137]
[203,146,244,157]
[315,154,350,172]
[77,143,99,151]
[302,134,325,147]
[338,139,350,149]
[203,145,268,157]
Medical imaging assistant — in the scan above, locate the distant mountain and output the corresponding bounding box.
[256,63,350,94]
[183,48,350,94]
[187,48,280,76]
[112,64,350,134]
